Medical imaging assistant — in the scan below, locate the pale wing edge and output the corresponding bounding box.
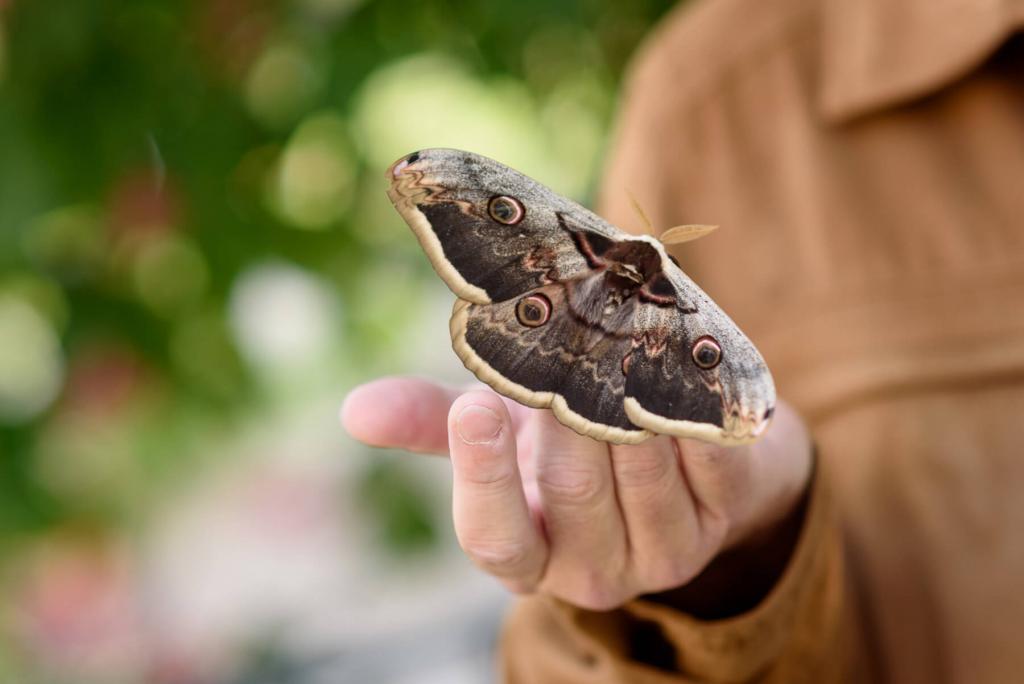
[449,298,653,445]
[623,397,761,447]
[387,186,492,305]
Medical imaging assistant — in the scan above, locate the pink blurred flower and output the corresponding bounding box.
[59,345,150,419]
[9,533,148,680]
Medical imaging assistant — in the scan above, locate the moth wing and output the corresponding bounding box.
[388,149,775,445]
[388,148,625,304]
[623,269,776,446]
[450,286,652,445]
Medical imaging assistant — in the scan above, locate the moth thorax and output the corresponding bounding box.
[609,262,645,284]
[605,271,641,294]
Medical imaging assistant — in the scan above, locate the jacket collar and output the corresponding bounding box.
[820,0,1024,122]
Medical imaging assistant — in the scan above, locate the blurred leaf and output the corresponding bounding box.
[357,456,439,555]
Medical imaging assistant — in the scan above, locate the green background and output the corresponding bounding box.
[0,0,675,680]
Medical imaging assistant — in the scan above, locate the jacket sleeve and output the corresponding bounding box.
[499,462,861,683]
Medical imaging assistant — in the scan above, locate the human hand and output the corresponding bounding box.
[342,376,813,611]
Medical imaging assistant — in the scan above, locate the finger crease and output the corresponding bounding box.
[674,439,707,542]
[608,443,633,562]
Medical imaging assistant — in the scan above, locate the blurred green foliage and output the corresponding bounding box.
[0,0,681,679]
[0,0,675,590]
[357,454,438,554]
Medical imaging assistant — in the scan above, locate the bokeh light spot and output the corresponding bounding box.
[244,39,324,130]
[351,53,608,199]
[23,205,107,283]
[0,296,64,424]
[271,112,354,230]
[2,272,69,332]
[538,74,609,197]
[351,54,550,180]
[132,235,209,316]
[228,262,338,372]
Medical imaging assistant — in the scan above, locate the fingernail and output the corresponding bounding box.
[456,405,502,444]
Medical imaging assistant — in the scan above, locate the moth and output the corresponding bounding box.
[386,148,775,446]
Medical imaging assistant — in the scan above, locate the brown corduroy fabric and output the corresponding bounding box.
[500,0,1024,681]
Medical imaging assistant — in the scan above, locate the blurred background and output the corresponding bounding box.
[0,0,675,681]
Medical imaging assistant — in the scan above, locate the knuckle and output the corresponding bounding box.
[612,450,673,489]
[536,463,606,506]
[679,438,725,462]
[699,510,732,548]
[461,536,534,574]
[501,578,538,595]
[573,582,626,612]
[457,451,516,490]
[640,558,700,592]
[551,568,628,611]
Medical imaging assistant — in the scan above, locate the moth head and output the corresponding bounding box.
[391,151,419,175]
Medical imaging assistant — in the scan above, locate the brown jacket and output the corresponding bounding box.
[500,0,1024,681]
